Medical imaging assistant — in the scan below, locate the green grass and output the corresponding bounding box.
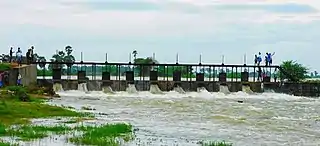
[1,125,72,141]
[0,141,12,146]
[0,85,84,126]
[69,123,133,146]
[0,100,82,126]
[0,123,133,144]
[201,141,232,146]
[0,63,11,71]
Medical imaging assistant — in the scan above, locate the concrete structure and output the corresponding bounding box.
[37,79,320,97]
[9,64,37,86]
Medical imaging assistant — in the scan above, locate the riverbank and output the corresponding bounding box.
[0,86,134,146]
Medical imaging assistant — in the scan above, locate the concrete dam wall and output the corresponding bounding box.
[37,79,320,97]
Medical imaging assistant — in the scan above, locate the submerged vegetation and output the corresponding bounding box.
[0,85,134,146]
[69,123,133,146]
[201,141,233,146]
[0,123,133,145]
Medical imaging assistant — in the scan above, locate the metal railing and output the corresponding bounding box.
[34,61,283,82]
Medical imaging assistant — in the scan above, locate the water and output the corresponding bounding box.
[103,86,115,94]
[174,86,186,94]
[150,84,163,94]
[126,84,138,94]
[4,90,320,146]
[242,85,253,94]
[53,83,64,92]
[219,85,230,94]
[51,91,320,146]
[77,83,88,93]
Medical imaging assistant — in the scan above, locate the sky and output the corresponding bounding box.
[1,0,320,71]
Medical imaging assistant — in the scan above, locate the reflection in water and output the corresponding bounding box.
[9,91,320,146]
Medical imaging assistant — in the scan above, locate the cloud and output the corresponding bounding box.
[214,3,317,13]
[0,0,320,71]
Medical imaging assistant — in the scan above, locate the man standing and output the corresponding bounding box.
[26,49,30,65]
[16,48,22,66]
[9,47,14,63]
[30,46,34,63]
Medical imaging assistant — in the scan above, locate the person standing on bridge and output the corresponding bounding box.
[257,52,262,66]
[16,48,22,66]
[9,47,14,63]
[26,49,31,65]
[267,52,275,66]
[30,46,34,63]
[254,55,258,65]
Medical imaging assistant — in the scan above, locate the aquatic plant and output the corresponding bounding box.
[69,123,133,146]
[4,125,72,141]
[200,140,232,146]
[0,140,12,146]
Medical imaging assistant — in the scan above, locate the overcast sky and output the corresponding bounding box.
[0,0,319,71]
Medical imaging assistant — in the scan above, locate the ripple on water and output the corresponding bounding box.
[42,91,320,146]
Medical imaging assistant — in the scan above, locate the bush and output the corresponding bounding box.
[0,63,11,71]
[280,60,308,82]
[5,86,31,102]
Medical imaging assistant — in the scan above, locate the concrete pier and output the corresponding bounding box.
[9,64,37,86]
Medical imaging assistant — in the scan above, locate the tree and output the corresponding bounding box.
[279,60,308,82]
[37,56,46,69]
[49,46,76,70]
[132,50,137,61]
[64,46,75,68]
[134,57,158,76]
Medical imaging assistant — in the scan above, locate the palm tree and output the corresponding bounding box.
[132,50,137,61]
[65,46,72,56]
[38,56,46,69]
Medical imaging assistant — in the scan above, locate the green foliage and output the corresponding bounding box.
[201,140,232,146]
[0,99,82,126]
[2,125,72,141]
[69,123,133,146]
[49,46,76,70]
[5,86,30,102]
[280,60,308,82]
[0,63,11,71]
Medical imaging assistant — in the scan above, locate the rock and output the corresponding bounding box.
[53,94,60,98]
[19,92,31,102]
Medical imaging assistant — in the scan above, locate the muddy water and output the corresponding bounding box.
[35,90,319,146]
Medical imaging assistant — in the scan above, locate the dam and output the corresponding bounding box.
[35,61,320,97]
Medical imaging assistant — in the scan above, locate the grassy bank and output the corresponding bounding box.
[0,86,134,146]
[0,86,81,125]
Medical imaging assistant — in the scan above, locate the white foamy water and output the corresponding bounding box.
[242,85,253,94]
[150,84,163,94]
[103,86,115,94]
[7,90,320,146]
[77,83,88,93]
[53,83,64,92]
[219,85,230,94]
[126,84,138,94]
[174,86,186,94]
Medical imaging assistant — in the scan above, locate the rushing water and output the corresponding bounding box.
[6,89,320,146]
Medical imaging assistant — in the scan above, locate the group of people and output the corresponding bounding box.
[9,46,35,66]
[254,52,275,66]
[0,71,22,88]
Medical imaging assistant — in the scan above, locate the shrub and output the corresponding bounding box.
[5,86,30,102]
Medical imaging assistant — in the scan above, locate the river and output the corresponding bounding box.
[10,89,320,146]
